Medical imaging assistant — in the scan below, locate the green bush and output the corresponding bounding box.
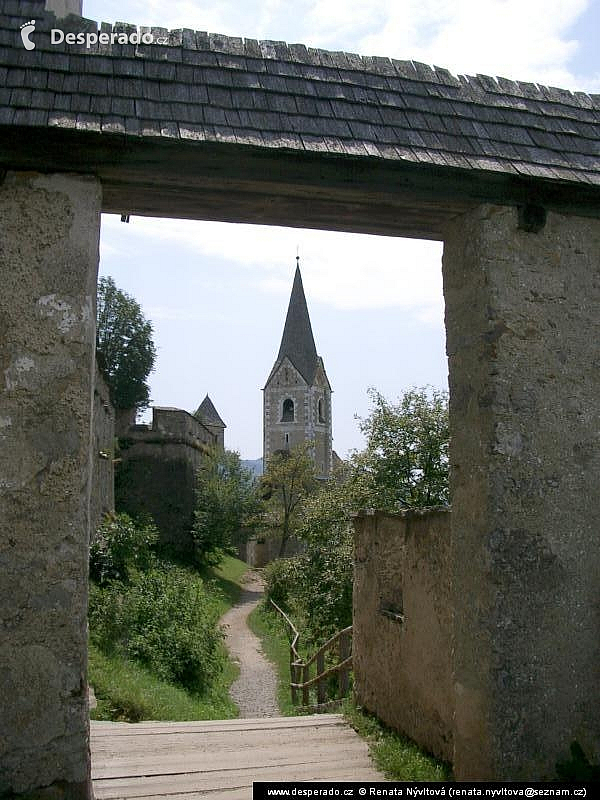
[292,533,354,645]
[263,557,302,611]
[90,513,158,585]
[89,565,225,693]
[263,549,352,649]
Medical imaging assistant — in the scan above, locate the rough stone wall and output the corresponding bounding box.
[90,365,115,540]
[116,407,215,556]
[152,407,213,444]
[308,360,332,478]
[353,510,453,762]
[201,421,225,449]
[241,533,305,567]
[443,205,600,780]
[264,360,310,460]
[0,172,100,798]
[114,407,136,437]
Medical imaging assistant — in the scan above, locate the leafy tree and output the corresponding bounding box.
[260,442,318,557]
[90,512,158,586]
[193,448,260,566]
[96,276,156,411]
[354,386,449,509]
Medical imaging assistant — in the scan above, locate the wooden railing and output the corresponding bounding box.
[269,599,353,711]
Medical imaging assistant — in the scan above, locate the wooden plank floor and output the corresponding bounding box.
[92,714,384,799]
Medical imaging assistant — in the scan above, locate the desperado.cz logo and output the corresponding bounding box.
[20,20,36,50]
[19,19,164,50]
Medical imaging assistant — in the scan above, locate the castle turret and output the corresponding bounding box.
[194,394,226,448]
[263,260,332,478]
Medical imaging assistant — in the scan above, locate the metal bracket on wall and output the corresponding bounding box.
[379,604,405,624]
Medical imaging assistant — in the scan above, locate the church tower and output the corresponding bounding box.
[263,260,332,478]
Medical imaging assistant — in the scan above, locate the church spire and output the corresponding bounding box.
[276,261,318,384]
[263,258,333,480]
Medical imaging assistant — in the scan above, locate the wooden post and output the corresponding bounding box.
[339,632,351,698]
[302,663,310,707]
[291,649,298,706]
[317,651,326,705]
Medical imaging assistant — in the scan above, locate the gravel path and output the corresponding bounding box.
[220,570,279,718]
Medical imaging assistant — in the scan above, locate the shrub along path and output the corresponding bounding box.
[220,569,279,717]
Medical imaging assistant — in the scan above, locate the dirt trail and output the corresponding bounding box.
[220,569,279,718]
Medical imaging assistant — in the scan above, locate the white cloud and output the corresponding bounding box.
[355,0,591,90]
[102,214,444,315]
[146,306,205,321]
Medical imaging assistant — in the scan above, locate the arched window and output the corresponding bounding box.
[318,397,325,423]
[281,398,294,422]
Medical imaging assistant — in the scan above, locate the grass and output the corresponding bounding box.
[89,554,249,722]
[248,601,451,781]
[202,554,248,615]
[89,643,238,721]
[343,701,452,782]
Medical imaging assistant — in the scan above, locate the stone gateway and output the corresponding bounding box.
[1,0,599,793]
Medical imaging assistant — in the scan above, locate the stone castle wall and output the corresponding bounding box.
[353,509,453,762]
[443,205,600,778]
[116,407,216,556]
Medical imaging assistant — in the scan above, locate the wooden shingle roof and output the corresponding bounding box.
[1,1,599,236]
[1,1,599,184]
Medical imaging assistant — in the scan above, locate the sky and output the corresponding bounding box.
[85,0,600,459]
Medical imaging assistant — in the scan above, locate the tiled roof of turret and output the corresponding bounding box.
[195,394,226,428]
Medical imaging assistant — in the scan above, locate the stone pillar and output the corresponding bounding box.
[0,173,101,798]
[443,205,600,780]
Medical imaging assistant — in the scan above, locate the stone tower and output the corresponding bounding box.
[263,260,332,478]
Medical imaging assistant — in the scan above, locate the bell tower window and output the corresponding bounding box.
[318,398,325,423]
[282,398,295,422]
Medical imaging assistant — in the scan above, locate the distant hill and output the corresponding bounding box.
[242,458,263,477]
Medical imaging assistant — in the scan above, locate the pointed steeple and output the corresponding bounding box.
[275,261,319,384]
[263,258,333,479]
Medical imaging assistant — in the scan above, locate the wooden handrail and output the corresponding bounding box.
[269,598,301,660]
[269,599,353,709]
[290,655,353,690]
[302,626,353,670]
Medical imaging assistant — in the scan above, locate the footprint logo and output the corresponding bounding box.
[20,20,36,50]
